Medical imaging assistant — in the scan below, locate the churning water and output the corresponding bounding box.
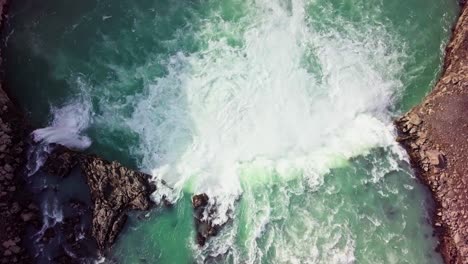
[4,0,459,263]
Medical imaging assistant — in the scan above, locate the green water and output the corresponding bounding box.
[3,0,459,263]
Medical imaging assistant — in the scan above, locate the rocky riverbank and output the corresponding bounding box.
[395,2,468,263]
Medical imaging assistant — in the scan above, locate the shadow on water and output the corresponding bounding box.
[24,166,98,263]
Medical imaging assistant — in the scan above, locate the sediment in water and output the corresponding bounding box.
[395,2,468,263]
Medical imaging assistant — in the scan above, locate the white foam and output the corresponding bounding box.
[31,78,92,150]
[32,100,92,150]
[129,0,404,219]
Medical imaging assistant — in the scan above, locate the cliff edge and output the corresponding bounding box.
[395,3,468,263]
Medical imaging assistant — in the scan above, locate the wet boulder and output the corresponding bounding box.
[192,193,223,246]
[80,156,157,252]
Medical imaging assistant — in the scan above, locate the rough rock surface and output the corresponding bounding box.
[0,1,38,263]
[80,156,156,252]
[42,145,80,177]
[192,193,223,246]
[395,3,468,263]
[43,148,157,253]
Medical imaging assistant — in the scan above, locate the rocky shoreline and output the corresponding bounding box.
[0,52,37,263]
[395,2,468,263]
[0,0,39,263]
[0,79,37,264]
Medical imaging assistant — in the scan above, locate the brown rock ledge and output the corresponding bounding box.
[395,2,468,263]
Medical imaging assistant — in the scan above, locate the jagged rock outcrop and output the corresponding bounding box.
[192,193,224,246]
[80,156,156,251]
[395,3,468,263]
[43,147,157,253]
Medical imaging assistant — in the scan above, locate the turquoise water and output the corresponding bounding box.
[3,0,459,263]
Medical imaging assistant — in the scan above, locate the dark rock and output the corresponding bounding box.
[52,248,80,264]
[9,202,20,214]
[27,203,39,211]
[69,199,88,216]
[40,143,161,255]
[2,240,15,248]
[19,212,34,222]
[9,246,20,254]
[192,193,209,209]
[40,228,56,244]
[42,145,80,177]
[80,156,156,252]
[3,164,12,173]
[192,193,224,247]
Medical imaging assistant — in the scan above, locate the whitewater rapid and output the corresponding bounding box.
[32,0,405,197]
[123,0,406,224]
[29,0,423,262]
